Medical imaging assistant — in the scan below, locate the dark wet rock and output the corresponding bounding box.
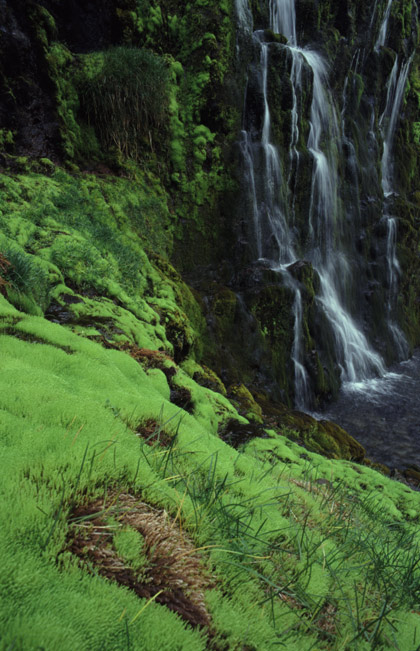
[40,0,121,54]
[0,0,61,159]
[219,418,269,449]
[286,259,320,295]
[192,365,226,396]
[227,383,263,423]
[403,467,420,487]
[45,300,75,324]
[169,386,194,413]
[61,293,84,305]
[261,29,288,45]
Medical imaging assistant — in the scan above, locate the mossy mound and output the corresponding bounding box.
[228,382,264,423]
[1,291,420,649]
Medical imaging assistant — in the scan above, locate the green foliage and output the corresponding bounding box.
[113,527,147,573]
[0,238,52,313]
[1,277,420,649]
[78,47,171,159]
[0,169,209,357]
[413,121,420,145]
[0,129,14,151]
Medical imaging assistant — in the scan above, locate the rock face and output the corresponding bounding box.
[234,0,420,407]
[1,0,420,408]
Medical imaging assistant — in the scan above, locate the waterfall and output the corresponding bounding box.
[380,57,412,196]
[240,131,262,256]
[243,30,296,264]
[236,0,414,407]
[235,0,253,33]
[280,5,385,386]
[375,0,393,51]
[369,0,380,31]
[379,55,412,358]
[269,0,296,45]
[292,290,310,409]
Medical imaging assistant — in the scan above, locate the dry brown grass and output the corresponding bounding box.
[69,493,212,628]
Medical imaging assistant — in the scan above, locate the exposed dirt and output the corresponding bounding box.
[136,418,174,447]
[218,418,269,449]
[68,493,212,629]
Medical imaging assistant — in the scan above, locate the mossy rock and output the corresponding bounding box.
[192,364,227,396]
[212,286,238,331]
[219,418,268,448]
[279,409,365,461]
[228,383,263,423]
[404,467,420,487]
[263,30,288,45]
[251,392,365,462]
[364,459,391,476]
[285,413,364,461]
[316,420,365,462]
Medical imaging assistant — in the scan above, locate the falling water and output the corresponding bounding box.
[235,0,253,33]
[269,0,296,45]
[379,55,412,358]
[240,131,262,256]
[375,0,394,51]
[369,0,380,31]
[281,8,385,385]
[291,290,310,408]
[241,26,298,264]
[380,57,412,196]
[236,0,415,406]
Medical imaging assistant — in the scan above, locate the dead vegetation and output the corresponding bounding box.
[68,493,212,629]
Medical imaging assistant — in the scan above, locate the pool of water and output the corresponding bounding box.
[316,350,420,469]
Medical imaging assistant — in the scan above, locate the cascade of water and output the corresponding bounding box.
[369,0,380,31]
[272,1,386,385]
[287,50,304,222]
[380,57,411,196]
[239,130,262,256]
[240,29,296,262]
[291,289,310,408]
[269,0,296,45]
[386,218,400,304]
[385,217,409,359]
[375,0,394,51]
[301,50,339,252]
[298,48,385,381]
[379,55,412,357]
[235,0,253,33]
[237,0,415,406]
[258,35,296,263]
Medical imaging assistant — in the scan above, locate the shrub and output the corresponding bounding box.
[78,47,171,159]
[0,243,50,313]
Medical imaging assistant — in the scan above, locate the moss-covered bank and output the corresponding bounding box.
[1,1,420,645]
[1,290,420,649]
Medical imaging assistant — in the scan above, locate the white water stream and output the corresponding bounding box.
[238,0,413,406]
[375,0,394,51]
[379,54,412,359]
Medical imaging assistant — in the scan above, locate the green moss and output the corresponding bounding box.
[1,293,420,648]
[0,169,205,357]
[113,527,147,573]
[228,383,263,423]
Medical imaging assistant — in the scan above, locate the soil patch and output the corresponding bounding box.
[68,493,212,629]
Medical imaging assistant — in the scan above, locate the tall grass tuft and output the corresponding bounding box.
[79,47,171,159]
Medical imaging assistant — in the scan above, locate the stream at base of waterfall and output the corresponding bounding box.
[236,0,419,467]
[316,350,420,470]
